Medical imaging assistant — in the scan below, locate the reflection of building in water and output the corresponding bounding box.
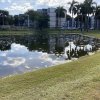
[0,34,100,53]
[49,36,56,53]
[56,35,65,48]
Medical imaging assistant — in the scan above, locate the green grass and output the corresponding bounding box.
[0,30,33,35]
[83,30,100,38]
[48,29,81,34]
[47,29,100,38]
[0,51,100,100]
[0,29,100,38]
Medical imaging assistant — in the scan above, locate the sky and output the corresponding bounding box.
[0,0,100,15]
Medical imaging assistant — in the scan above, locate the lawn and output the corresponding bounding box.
[84,30,100,38]
[0,29,100,38]
[0,51,100,100]
[48,29,100,38]
[0,30,33,35]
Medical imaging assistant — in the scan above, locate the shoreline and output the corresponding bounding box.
[1,50,99,80]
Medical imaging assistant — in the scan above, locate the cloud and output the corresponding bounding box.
[3,57,26,67]
[36,0,85,8]
[0,0,100,15]
[5,2,33,15]
[0,0,11,3]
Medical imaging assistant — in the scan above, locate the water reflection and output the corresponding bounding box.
[0,34,99,78]
[0,43,66,77]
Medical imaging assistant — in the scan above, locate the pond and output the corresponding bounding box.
[0,35,65,78]
[0,34,99,78]
[0,43,66,77]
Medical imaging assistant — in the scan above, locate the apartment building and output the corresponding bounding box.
[37,8,67,28]
[37,8,100,29]
[47,8,57,28]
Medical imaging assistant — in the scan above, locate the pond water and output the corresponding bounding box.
[0,34,99,78]
[0,43,66,77]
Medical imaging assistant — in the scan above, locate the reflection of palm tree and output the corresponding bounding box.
[55,6,67,28]
[68,0,78,29]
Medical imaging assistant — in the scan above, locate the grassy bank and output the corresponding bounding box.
[84,30,100,38]
[0,51,100,100]
[48,29,100,38]
[0,30,33,35]
[0,29,100,38]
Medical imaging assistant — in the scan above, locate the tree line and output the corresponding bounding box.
[56,0,100,31]
[0,0,100,30]
[0,9,49,29]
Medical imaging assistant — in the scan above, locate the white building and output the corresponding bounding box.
[47,8,57,28]
[90,16,95,29]
[57,18,66,28]
[37,8,67,28]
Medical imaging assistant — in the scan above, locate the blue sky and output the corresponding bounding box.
[0,0,100,15]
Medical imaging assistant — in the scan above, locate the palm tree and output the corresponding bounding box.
[95,6,100,29]
[55,6,67,28]
[82,0,96,31]
[68,0,78,29]
[92,2,97,29]
[72,4,81,29]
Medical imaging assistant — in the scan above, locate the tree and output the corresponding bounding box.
[68,0,78,29]
[25,9,37,27]
[66,14,71,20]
[72,4,82,29]
[0,10,9,25]
[18,14,26,26]
[7,15,14,25]
[14,15,19,26]
[25,9,37,22]
[36,12,49,29]
[25,9,49,28]
[95,6,100,29]
[81,0,96,31]
[55,6,67,28]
